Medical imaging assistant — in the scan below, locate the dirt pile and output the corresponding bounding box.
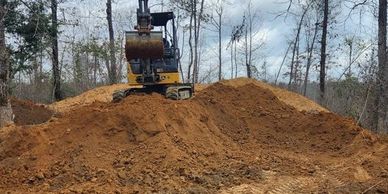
[220,78,329,112]
[48,84,131,113]
[11,98,53,126]
[0,79,387,193]
[49,78,326,114]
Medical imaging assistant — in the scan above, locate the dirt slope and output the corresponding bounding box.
[0,79,386,193]
[220,78,328,112]
[48,84,131,113]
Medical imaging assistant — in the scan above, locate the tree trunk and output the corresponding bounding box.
[218,11,222,81]
[319,0,329,105]
[244,17,251,78]
[294,38,300,87]
[275,42,292,85]
[289,7,308,89]
[230,42,233,79]
[248,2,253,79]
[187,8,194,82]
[193,0,205,83]
[234,41,237,78]
[117,35,124,82]
[106,0,117,84]
[347,40,353,78]
[0,2,13,128]
[192,0,198,83]
[376,0,388,133]
[303,22,319,96]
[51,0,62,101]
[94,55,98,86]
[178,20,186,83]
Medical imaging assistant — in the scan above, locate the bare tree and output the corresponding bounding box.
[228,24,244,79]
[173,0,206,83]
[106,0,117,84]
[241,0,260,79]
[376,0,388,133]
[319,0,329,105]
[210,0,225,81]
[227,28,234,79]
[187,8,194,82]
[288,5,309,89]
[51,0,62,101]
[243,15,250,78]
[193,0,206,83]
[275,41,292,85]
[175,10,186,83]
[0,1,13,127]
[303,15,319,96]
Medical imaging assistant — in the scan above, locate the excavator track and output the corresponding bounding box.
[112,84,193,102]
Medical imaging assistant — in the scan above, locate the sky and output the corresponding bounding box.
[58,0,379,83]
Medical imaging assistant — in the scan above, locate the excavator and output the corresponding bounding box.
[113,0,193,102]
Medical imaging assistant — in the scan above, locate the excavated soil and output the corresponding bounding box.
[11,98,53,126]
[0,79,387,193]
[220,78,329,112]
[48,83,131,113]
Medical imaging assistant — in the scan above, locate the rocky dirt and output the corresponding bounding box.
[0,79,387,193]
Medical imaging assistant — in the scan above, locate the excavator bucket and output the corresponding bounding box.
[125,31,164,60]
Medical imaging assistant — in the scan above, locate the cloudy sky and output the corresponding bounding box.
[59,0,379,83]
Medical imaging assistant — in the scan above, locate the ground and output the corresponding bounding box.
[0,78,387,193]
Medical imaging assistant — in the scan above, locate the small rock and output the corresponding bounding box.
[262,166,270,171]
[27,176,35,184]
[117,171,127,179]
[308,168,316,174]
[36,172,45,180]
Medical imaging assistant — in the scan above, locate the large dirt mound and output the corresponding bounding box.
[49,78,327,113]
[0,80,386,193]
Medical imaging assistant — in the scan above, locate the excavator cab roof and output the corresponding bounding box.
[151,12,174,27]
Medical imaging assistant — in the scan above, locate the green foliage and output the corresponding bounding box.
[5,0,51,75]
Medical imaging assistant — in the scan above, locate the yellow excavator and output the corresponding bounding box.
[113,0,193,102]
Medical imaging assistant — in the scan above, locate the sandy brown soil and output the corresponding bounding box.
[11,98,53,126]
[0,79,387,193]
[48,84,131,113]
